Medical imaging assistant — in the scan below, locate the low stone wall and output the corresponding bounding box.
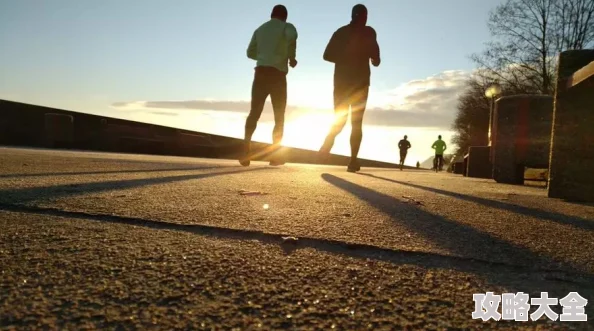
[0,100,398,169]
[548,49,594,202]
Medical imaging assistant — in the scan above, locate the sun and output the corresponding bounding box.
[281,111,335,151]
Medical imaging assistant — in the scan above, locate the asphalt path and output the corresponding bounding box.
[1,147,593,330]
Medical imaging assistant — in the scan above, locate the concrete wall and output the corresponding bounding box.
[548,50,594,202]
[0,99,401,169]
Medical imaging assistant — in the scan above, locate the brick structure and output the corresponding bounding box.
[548,49,594,201]
[492,95,553,184]
[466,146,491,179]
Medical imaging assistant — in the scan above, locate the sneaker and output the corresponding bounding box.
[239,142,251,167]
[317,145,331,163]
[269,159,286,166]
[347,159,361,172]
[269,155,286,167]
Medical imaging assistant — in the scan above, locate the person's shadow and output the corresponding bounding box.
[358,173,594,232]
[321,173,592,276]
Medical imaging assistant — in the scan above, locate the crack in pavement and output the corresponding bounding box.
[1,202,592,286]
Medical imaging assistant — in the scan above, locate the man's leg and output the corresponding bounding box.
[319,84,349,156]
[348,85,369,171]
[435,154,443,171]
[242,68,270,166]
[269,71,287,165]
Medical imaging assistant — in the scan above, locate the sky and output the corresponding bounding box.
[0,0,504,165]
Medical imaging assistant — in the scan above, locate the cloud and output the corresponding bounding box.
[111,70,470,129]
[149,111,179,116]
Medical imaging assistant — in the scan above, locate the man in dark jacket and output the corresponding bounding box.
[318,4,381,172]
[398,135,411,170]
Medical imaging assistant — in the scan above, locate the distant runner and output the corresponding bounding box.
[431,135,447,172]
[398,135,411,171]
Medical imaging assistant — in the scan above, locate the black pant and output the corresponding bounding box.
[321,83,369,159]
[245,66,287,147]
[399,150,407,164]
[434,154,444,169]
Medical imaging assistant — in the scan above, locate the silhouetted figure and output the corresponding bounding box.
[398,135,411,170]
[318,4,381,172]
[432,135,447,172]
[241,5,298,167]
[416,161,420,169]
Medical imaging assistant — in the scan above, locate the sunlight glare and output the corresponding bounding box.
[281,111,334,150]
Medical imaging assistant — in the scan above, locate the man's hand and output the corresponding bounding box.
[289,58,298,68]
[371,57,381,67]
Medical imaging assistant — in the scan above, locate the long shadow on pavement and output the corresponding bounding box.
[0,167,269,204]
[320,173,594,320]
[321,173,590,277]
[359,173,594,232]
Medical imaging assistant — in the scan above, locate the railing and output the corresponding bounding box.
[565,60,594,89]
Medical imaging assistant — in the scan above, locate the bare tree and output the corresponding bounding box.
[553,0,594,50]
[451,75,491,157]
[451,0,594,155]
[450,69,543,157]
[471,0,594,94]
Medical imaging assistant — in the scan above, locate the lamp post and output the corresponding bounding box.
[485,83,502,146]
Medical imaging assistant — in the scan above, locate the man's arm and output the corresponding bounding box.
[368,27,380,67]
[286,24,298,61]
[247,30,257,60]
[323,30,340,63]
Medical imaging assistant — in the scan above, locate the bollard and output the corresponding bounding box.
[453,161,465,174]
[492,95,553,184]
[44,113,74,148]
[548,49,594,201]
[466,146,491,179]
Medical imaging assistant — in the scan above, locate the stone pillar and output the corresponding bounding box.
[548,49,594,201]
[492,95,553,185]
[466,146,491,179]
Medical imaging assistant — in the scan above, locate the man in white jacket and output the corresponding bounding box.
[241,5,298,167]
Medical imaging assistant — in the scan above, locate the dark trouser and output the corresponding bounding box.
[244,66,287,151]
[320,83,369,160]
[399,150,407,164]
[434,154,444,169]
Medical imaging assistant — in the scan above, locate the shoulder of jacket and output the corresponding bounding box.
[334,25,349,34]
[254,21,267,32]
[365,26,377,36]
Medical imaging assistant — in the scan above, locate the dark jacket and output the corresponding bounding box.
[398,139,411,151]
[323,23,380,87]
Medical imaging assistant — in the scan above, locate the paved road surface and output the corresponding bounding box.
[1,147,593,330]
